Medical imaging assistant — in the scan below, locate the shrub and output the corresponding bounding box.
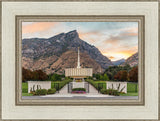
[35,89,47,95]
[47,88,56,94]
[85,79,105,91]
[30,91,36,95]
[100,89,106,94]
[72,88,86,92]
[100,89,120,96]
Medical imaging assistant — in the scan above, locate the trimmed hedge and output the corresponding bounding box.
[47,88,56,94]
[35,89,47,95]
[86,79,105,90]
[52,79,72,90]
[72,88,86,92]
[85,79,98,89]
[100,89,120,96]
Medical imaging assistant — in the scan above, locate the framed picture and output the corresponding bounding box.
[16,15,144,106]
[1,0,159,120]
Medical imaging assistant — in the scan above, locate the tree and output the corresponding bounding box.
[114,70,128,81]
[50,74,61,81]
[35,70,48,81]
[22,67,33,82]
[121,70,128,81]
[104,65,131,80]
[114,71,122,81]
[93,73,101,80]
[103,74,109,81]
[22,68,48,81]
[128,66,138,82]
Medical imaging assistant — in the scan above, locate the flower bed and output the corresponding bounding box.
[72,91,86,94]
[71,88,86,94]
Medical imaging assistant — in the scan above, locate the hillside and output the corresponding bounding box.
[112,59,125,66]
[22,30,113,74]
[121,52,138,67]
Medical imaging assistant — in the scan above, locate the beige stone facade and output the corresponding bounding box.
[65,68,92,78]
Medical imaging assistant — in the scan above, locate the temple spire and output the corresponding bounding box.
[77,47,81,68]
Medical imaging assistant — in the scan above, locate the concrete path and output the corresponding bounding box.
[88,84,99,94]
[58,83,99,95]
[58,84,68,94]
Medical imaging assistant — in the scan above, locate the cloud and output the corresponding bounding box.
[101,27,138,61]
[22,22,59,34]
[108,56,115,60]
[22,22,138,61]
[78,31,103,44]
[102,46,138,61]
[106,27,138,42]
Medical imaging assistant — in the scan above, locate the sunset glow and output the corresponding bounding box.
[22,22,138,61]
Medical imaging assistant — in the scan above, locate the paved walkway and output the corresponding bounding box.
[58,83,99,95]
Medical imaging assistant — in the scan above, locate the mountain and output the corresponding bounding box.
[112,59,125,66]
[121,52,138,67]
[22,30,113,74]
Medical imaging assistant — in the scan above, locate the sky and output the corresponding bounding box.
[22,22,138,61]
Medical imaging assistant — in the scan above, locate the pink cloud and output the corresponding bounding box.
[22,22,59,34]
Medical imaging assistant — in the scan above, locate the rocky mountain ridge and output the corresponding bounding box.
[121,52,138,67]
[22,30,113,74]
[112,59,125,66]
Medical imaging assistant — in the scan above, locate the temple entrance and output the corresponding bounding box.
[68,81,89,93]
[73,78,84,82]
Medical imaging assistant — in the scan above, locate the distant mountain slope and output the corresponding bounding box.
[121,52,138,67]
[112,59,125,66]
[22,30,113,74]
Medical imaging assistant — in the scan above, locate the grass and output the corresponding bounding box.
[120,92,138,96]
[127,83,138,93]
[22,82,28,93]
[22,93,33,96]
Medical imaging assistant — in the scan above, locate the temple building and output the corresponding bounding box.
[65,47,93,81]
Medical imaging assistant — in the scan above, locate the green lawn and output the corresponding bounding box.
[22,82,33,96]
[127,83,138,93]
[120,92,138,96]
[22,82,28,93]
[22,93,33,96]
